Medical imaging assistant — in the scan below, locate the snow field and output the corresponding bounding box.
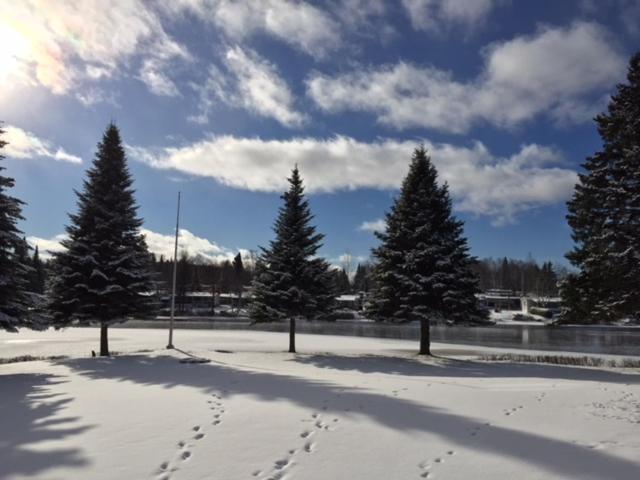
[1,328,639,480]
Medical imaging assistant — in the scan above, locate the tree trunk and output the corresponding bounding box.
[289,317,296,353]
[100,323,110,356]
[419,318,431,355]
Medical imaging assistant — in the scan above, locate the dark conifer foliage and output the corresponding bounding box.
[0,125,37,332]
[333,268,351,294]
[232,252,245,312]
[353,263,373,293]
[176,251,192,313]
[29,245,46,295]
[562,52,640,324]
[250,166,334,353]
[48,123,156,355]
[368,146,486,354]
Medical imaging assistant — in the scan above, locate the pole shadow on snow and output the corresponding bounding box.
[59,353,640,480]
[0,373,93,479]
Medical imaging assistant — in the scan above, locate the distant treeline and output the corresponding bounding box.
[472,257,568,297]
[149,253,374,299]
[139,252,571,301]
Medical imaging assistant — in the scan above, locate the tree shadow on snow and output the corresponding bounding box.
[0,373,93,479]
[60,354,640,480]
[292,353,640,384]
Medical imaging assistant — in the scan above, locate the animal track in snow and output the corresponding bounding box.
[535,392,547,402]
[503,405,524,416]
[466,425,482,437]
[586,391,640,423]
[254,412,334,479]
[418,450,456,478]
[155,392,227,479]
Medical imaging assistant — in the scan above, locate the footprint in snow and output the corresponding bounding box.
[418,450,455,477]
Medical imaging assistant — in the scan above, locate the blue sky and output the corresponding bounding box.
[1,0,638,266]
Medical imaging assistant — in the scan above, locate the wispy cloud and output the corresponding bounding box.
[168,0,342,58]
[129,135,577,225]
[139,59,182,97]
[190,46,306,127]
[3,125,82,164]
[402,0,498,33]
[307,22,625,133]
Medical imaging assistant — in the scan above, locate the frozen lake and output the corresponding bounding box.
[125,319,640,356]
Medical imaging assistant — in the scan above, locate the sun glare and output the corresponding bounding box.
[0,21,31,82]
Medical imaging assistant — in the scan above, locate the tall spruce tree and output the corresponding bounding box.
[250,166,334,353]
[0,125,35,332]
[232,252,245,312]
[562,52,640,324]
[353,263,372,292]
[49,123,155,355]
[368,147,486,355]
[29,245,46,295]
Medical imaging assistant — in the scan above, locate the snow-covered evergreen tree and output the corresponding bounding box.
[48,123,156,355]
[562,52,640,324]
[0,125,36,332]
[368,146,486,354]
[250,166,334,353]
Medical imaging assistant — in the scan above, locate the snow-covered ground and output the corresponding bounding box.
[1,328,639,480]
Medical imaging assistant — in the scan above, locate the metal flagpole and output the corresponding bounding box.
[167,191,181,349]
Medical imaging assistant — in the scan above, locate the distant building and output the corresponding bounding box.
[478,290,523,311]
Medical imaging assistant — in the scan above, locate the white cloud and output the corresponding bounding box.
[307,22,625,133]
[191,46,306,127]
[129,135,578,225]
[26,234,68,259]
[141,228,244,263]
[75,88,120,107]
[139,59,181,97]
[171,0,341,58]
[0,0,189,96]
[27,229,245,264]
[358,219,386,233]
[3,125,82,164]
[329,252,369,272]
[402,0,497,33]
